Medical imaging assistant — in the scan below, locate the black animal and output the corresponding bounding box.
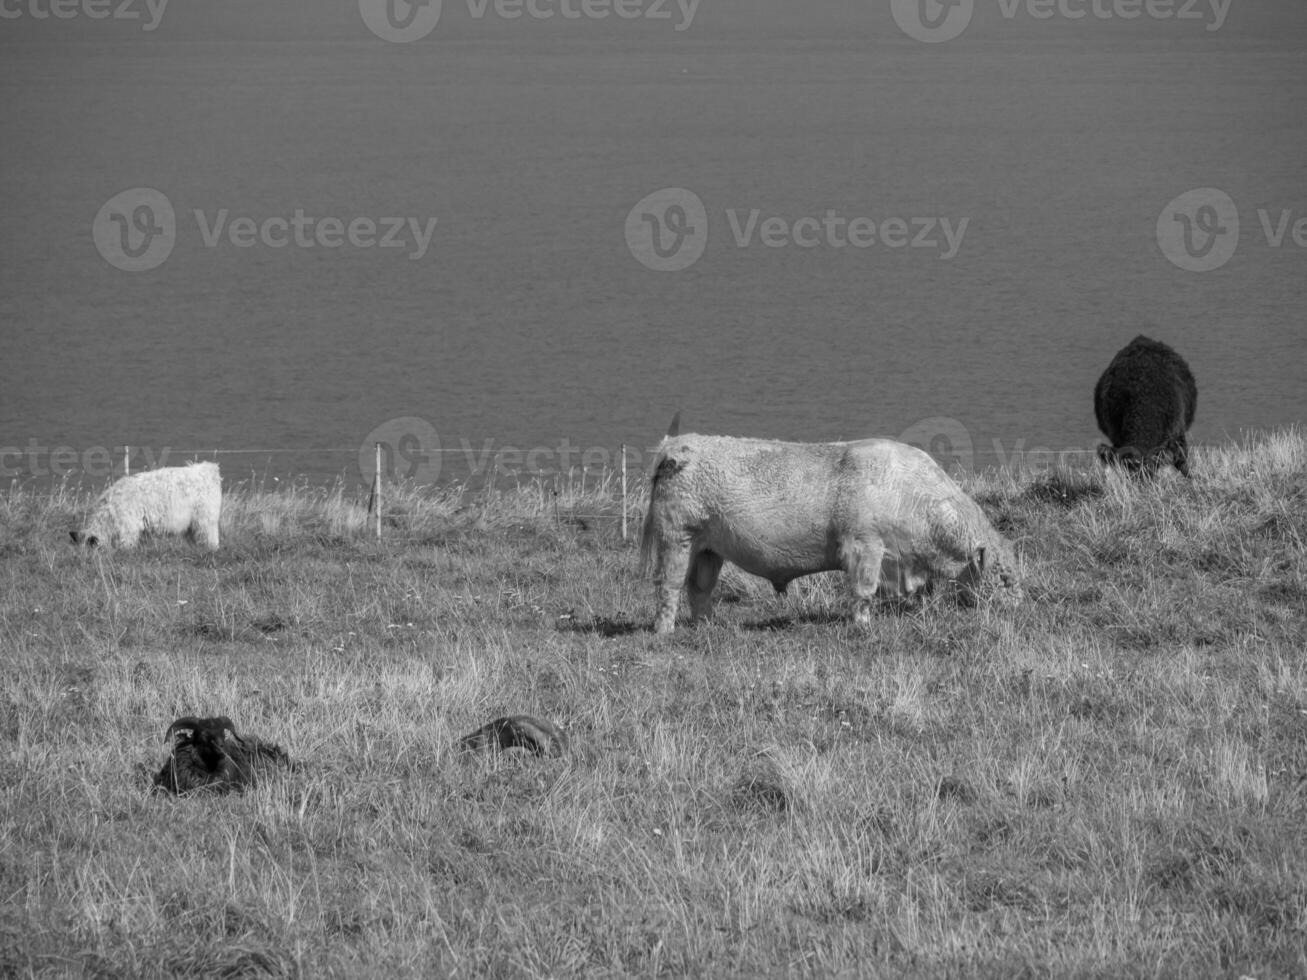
[457,715,569,758]
[1094,335,1197,477]
[153,716,292,795]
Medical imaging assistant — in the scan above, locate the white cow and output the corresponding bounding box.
[71,461,222,550]
[640,434,1020,633]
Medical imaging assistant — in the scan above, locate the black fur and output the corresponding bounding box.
[457,715,568,757]
[1094,335,1197,477]
[153,716,291,795]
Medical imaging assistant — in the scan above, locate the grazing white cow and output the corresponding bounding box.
[640,434,1020,633]
[71,461,221,550]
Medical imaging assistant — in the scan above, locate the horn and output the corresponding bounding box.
[666,411,681,438]
[165,717,206,741]
[215,716,239,740]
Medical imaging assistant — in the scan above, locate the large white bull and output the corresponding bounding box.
[639,434,1020,633]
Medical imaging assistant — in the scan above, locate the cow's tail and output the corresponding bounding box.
[639,450,681,577]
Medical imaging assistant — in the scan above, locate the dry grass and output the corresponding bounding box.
[2,431,1305,978]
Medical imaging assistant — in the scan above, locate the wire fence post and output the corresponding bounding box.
[123,446,130,477]
[620,443,627,542]
[374,442,382,540]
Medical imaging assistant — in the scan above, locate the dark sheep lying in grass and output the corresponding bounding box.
[153,716,292,795]
[457,715,569,758]
[1094,335,1197,477]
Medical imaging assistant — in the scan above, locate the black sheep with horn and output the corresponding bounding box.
[153,716,292,795]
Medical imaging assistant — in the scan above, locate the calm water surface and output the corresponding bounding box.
[2,2,1304,486]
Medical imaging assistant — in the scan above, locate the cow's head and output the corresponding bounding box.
[1098,444,1150,475]
[974,544,1023,604]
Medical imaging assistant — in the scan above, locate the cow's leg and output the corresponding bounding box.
[653,538,692,635]
[686,549,724,624]
[840,536,885,629]
[1171,433,1191,477]
[196,514,220,550]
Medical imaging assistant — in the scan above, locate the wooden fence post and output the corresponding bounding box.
[620,443,627,542]
[123,446,130,477]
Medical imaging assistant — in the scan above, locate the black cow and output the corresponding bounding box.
[1094,335,1197,477]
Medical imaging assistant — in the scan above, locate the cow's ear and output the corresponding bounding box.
[70,531,80,545]
[1096,444,1113,465]
[86,535,99,547]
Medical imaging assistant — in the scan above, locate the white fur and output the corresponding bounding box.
[73,462,221,550]
[640,435,1020,633]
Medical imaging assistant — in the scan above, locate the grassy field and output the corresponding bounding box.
[2,431,1305,979]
